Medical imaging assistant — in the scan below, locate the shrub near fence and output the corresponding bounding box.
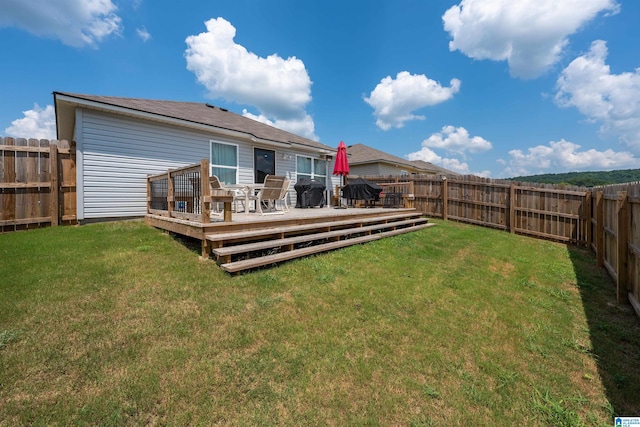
[0,137,76,232]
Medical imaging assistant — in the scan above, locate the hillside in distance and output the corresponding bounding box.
[510,169,640,187]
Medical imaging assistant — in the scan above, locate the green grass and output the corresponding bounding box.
[1,219,639,426]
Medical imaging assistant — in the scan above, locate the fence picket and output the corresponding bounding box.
[0,137,76,232]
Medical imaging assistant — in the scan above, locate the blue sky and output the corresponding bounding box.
[1,0,640,177]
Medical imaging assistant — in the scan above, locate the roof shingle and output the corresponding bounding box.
[54,92,333,152]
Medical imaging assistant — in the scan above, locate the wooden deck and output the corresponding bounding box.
[145,206,434,273]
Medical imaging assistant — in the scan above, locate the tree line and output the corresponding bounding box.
[511,169,640,187]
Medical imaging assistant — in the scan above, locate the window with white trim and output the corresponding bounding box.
[297,155,327,181]
[210,140,238,185]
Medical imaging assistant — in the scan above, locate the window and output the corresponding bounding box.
[210,141,238,185]
[297,155,327,181]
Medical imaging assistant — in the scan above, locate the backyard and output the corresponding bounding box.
[0,219,639,426]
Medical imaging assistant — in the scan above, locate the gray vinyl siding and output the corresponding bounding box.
[79,110,212,218]
[350,162,420,177]
[76,109,329,219]
[349,163,383,176]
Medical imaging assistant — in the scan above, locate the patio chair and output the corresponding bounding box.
[209,175,246,214]
[249,175,287,215]
[276,178,291,211]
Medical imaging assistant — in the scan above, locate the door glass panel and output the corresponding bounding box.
[254,148,275,183]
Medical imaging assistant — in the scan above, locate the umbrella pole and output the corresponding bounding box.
[335,175,346,209]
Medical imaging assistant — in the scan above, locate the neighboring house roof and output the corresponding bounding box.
[53,92,334,154]
[407,159,459,175]
[346,143,457,175]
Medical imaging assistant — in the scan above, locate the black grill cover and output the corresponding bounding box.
[294,178,326,208]
[341,178,382,201]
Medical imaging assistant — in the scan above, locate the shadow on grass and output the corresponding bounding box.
[568,245,640,417]
[168,232,202,255]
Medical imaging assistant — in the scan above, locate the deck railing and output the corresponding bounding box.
[147,160,212,223]
[147,159,237,223]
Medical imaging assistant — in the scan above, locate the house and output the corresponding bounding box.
[54,92,340,221]
[346,143,457,176]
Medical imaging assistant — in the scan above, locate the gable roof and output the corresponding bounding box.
[346,143,457,175]
[53,92,334,154]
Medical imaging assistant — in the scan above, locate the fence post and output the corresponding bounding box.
[509,183,515,234]
[584,191,592,247]
[595,191,604,268]
[50,143,59,226]
[617,191,629,304]
[2,137,16,224]
[441,177,448,220]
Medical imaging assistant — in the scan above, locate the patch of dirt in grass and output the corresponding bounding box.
[488,259,515,278]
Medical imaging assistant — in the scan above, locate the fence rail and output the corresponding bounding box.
[0,137,76,232]
[358,174,640,317]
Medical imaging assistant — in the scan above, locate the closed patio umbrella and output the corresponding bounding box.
[332,141,350,208]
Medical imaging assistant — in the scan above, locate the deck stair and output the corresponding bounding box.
[205,211,434,273]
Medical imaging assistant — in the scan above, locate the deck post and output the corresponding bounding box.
[146,174,151,214]
[200,159,210,224]
[167,170,174,218]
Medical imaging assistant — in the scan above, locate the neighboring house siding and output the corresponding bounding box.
[350,163,382,176]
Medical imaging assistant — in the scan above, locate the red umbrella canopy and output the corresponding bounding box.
[332,141,350,176]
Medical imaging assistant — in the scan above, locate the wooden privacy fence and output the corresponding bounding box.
[0,137,76,232]
[360,174,640,316]
[359,175,590,244]
[591,183,640,316]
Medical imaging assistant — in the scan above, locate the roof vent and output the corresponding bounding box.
[205,103,216,109]
[219,107,228,112]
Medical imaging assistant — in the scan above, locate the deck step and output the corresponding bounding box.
[206,211,425,244]
[220,222,435,273]
[212,217,431,261]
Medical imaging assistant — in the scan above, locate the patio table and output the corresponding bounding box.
[228,183,264,213]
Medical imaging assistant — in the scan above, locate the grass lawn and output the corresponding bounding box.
[1,219,639,426]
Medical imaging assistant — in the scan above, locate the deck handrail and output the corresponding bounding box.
[146,159,212,223]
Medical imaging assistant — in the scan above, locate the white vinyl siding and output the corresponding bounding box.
[79,110,219,218]
[75,109,328,219]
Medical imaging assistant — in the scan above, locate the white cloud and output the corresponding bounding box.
[407,146,491,177]
[364,71,460,130]
[0,0,122,47]
[406,125,492,175]
[184,18,317,140]
[136,26,151,42]
[242,109,316,141]
[555,40,640,152]
[501,139,638,176]
[419,125,492,156]
[4,104,56,140]
[443,0,619,79]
